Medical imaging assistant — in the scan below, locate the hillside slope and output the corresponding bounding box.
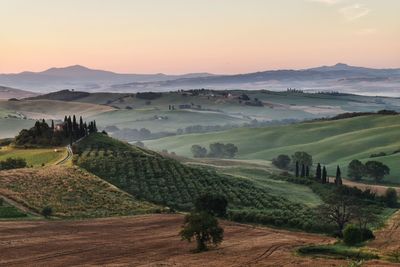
[74,133,324,231]
[146,115,400,182]
[0,99,114,120]
[0,86,38,99]
[0,165,159,218]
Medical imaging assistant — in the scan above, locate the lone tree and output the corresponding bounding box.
[315,163,322,181]
[180,211,224,252]
[348,160,366,181]
[272,154,291,170]
[317,195,355,236]
[195,193,228,217]
[295,161,299,177]
[335,166,343,186]
[365,161,390,183]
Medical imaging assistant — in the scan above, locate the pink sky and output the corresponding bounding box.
[1,0,399,74]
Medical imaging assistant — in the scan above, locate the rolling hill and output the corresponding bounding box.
[0,99,114,120]
[73,133,325,231]
[111,63,400,96]
[0,86,38,99]
[0,165,159,218]
[146,114,400,182]
[23,89,400,139]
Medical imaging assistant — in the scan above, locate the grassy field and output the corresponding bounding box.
[146,115,400,182]
[0,165,159,218]
[0,146,67,167]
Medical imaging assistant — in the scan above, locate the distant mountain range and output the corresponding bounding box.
[1,63,399,96]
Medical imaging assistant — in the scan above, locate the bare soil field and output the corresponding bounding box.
[369,210,400,254]
[1,214,398,266]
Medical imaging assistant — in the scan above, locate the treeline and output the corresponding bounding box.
[14,115,97,147]
[191,143,238,158]
[313,109,399,122]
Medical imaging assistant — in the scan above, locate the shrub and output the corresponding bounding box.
[361,228,374,241]
[42,206,53,218]
[343,224,363,246]
[385,188,398,208]
[0,157,27,170]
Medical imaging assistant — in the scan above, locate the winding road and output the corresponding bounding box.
[56,145,73,165]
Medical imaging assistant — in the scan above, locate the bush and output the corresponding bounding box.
[361,228,375,241]
[385,188,398,208]
[343,224,363,246]
[0,157,27,170]
[42,206,53,218]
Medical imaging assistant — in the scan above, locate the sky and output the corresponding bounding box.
[0,0,399,74]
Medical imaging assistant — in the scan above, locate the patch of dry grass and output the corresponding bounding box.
[0,165,160,218]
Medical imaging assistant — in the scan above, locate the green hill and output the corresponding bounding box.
[146,115,400,182]
[74,133,326,232]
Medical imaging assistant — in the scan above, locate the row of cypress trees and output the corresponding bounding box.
[62,115,98,143]
[295,161,343,186]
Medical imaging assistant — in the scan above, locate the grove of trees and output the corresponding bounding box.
[347,160,390,182]
[14,116,97,147]
[191,143,238,158]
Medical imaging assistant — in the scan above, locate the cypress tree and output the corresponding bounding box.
[295,161,299,177]
[63,116,68,137]
[301,164,305,178]
[93,120,97,132]
[322,166,327,184]
[51,120,54,130]
[315,163,322,181]
[79,116,84,138]
[67,116,72,137]
[335,166,342,186]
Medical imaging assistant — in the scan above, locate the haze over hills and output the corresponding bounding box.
[0,86,38,99]
[0,65,213,93]
[0,63,399,96]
